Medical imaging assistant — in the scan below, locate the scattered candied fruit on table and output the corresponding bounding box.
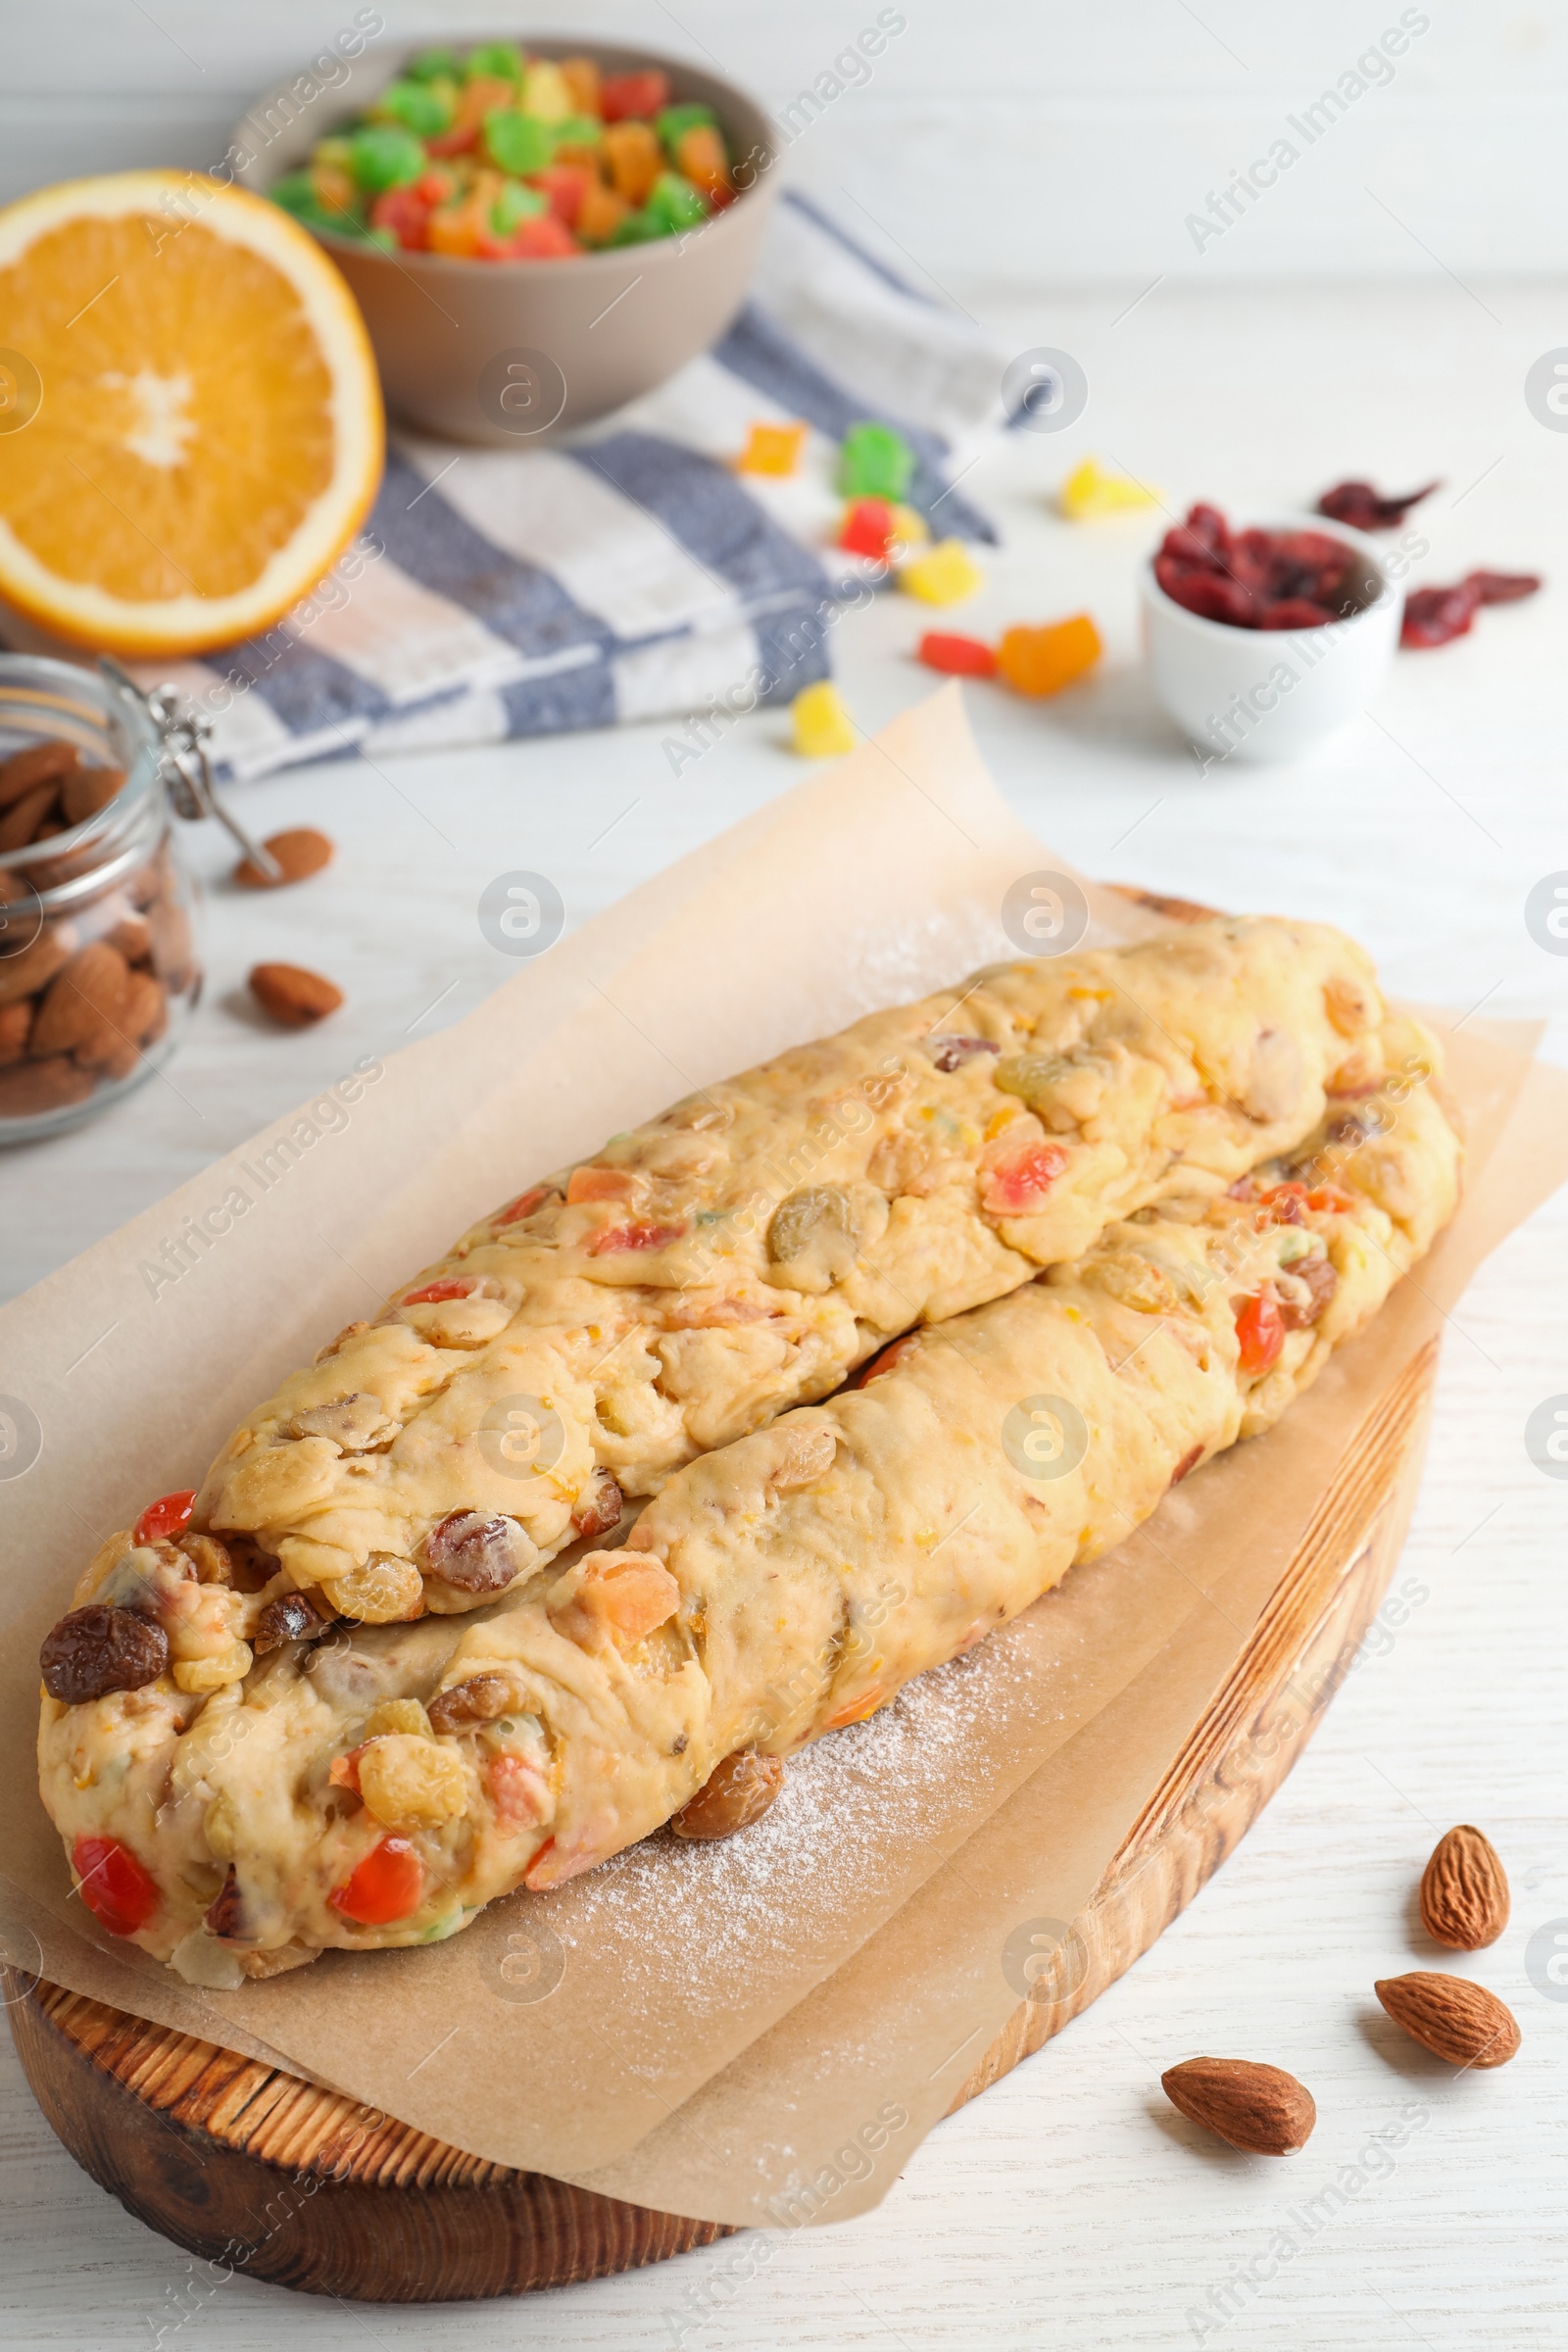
[917,631,997,677]
[1058,458,1161,520]
[270,46,732,260]
[899,539,985,607]
[996,613,1102,696]
[838,420,914,502]
[838,496,898,560]
[791,681,858,758]
[1399,568,1542,649]
[1153,503,1361,630]
[734,420,808,477]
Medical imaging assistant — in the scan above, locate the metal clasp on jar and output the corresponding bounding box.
[99,660,282,882]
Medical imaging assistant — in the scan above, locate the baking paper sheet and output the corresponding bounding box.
[3,685,1564,2226]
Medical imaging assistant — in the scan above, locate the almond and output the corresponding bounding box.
[0,1054,96,1118]
[1160,2057,1316,2155]
[249,961,343,1027]
[29,941,131,1057]
[1374,1971,1520,2069]
[1419,1825,1509,1949]
[0,926,69,1006]
[60,764,125,827]
[0,738,78,809]
[0,780,58,852]
[0,999,31,1064]
[234,826,334,888]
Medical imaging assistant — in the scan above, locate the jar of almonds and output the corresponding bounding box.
[0,654,215,1139]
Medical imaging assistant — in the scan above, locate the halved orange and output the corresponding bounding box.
[0,172,384,657]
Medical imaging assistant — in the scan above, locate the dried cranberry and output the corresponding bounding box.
[1466,569,1541,606]
[927,1034,1001,1073]
[422,1510,529,1592]
[571,1469,623,1542]
[1317,479,1439,530]
[1400,583,1480,649]
[40,1603,169,1705]
[1258,599,1338,631]
[205,1865,245,1939]
[253,1591,325,1653]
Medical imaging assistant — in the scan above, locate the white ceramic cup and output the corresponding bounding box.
[1141,512,1403,767]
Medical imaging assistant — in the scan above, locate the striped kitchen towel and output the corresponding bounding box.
[140,193,1012,781]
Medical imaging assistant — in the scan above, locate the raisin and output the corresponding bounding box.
[671,1749,784,1841]
[927,1034,1001,1073]
[421,1510,532,1593]
[205,1866,245,1939]
[428,1673,515,1733]
[176,1532,233,1586]
[571,1469,623,1542]
[1277,1256,1339,1330]
[253,1592,325,1653]
[222,1533,284,1593]
[40,1603,169,1705]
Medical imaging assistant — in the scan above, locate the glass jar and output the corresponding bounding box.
[0,656,208,1143]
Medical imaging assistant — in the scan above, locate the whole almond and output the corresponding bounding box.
[1160,2057,1316,2154]
[60,764,125,827]
[30,942,131,1057]
[0,999,32,1063]
[1419,1825,1509,1949]
[0,739,78,809]
[0,781,58,852]
[0,1054,95,1118]
[1375,1972,1520,2069]
[0,926,70,1006]
[249,961,343,1027]
[234,827,334,889]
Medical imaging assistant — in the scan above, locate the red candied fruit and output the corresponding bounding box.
[601,69,670,121]
[839,498,897,560]
[852,1333,922,1389]
[496,1183,554,1227]
[982,1140,1069,1216]
[1234,1290,1285,1375]
[330,1835,424,1925]
[73,1835,159,1936]
[586,1221,685,1255]
[403,1277,474,1305]
[132,1490,195,1547]
[918,631,998,678]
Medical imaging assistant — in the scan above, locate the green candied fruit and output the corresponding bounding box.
[838,420,914,501]
[551,112,603,149]
[645,172,709,231]
[609,207,669,246]
[315,135,355,170]
[482,109,554,176]
[271,175,372,240]
[407,46,461,82]
[466,40,525,81]
[372,76,456,138]
[349,122,426,193]
[656,102,716,150]
[492,178,548,234]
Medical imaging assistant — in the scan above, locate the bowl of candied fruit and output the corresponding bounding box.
[1142,504,1403,766]
[235,38,778,443]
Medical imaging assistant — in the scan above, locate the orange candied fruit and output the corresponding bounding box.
[996,613,1102,697]
[735,420,808,477]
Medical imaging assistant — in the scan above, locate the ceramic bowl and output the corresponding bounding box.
[1141,512,1403,767]
[233,38,779,444]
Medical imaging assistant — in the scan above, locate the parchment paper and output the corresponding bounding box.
[3,685,1564,2227]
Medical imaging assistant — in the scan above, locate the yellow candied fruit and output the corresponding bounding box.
[898,539,984,607]
[366,1697,434,1740]
[359,1733,468,1828]
[888,503,929,551]
[172,1639,253,1694]
[319,1554,424,1624]
[791,681,858,759]
[735,420,808,477]
[1058,458,1160,520]
[520,60,572,120]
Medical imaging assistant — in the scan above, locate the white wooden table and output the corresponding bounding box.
[6,266,1568,2348]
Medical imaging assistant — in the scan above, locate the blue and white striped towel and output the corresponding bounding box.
[144,195,1012,781]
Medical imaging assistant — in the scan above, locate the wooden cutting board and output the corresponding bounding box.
[5,1341,1437,2302]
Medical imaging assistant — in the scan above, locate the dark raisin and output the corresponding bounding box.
[176,1532,233,1586]
[1278,1256,1339,1331]
[222,1533,283,1593]
[40,1603,169,1705]
[421,1510,529,1593]
[927,1034,1001,1074]
[205,1866,245,1939]
[571,1469,623,1542]
[253,1592,324,1653]
[428,1673,515,1733]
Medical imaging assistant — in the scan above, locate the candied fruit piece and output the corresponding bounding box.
[1059,458,1160,520]
[133,1490,196,1546]
[838,497,897,560]
[995,614,1102,696]
[74,1835,159,1936]
[899,540,984,607]
[330,1835,424,1925]
[838,420,913,502]
[791,681,858,758]
[735,420,808,477]
[918,631,997,677]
